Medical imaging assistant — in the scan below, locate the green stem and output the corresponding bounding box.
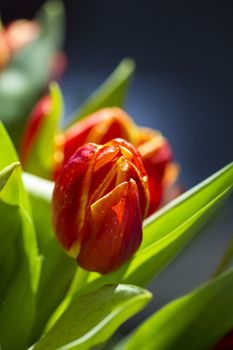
[68,266,90,296]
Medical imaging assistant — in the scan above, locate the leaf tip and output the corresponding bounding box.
[0,162,20,191]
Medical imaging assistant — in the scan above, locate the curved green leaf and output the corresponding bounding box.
[125,268,233,350]
[0,0,65,147]
[142,162,233,249]
[0,163,20,300]
[67,58,135,127]
[33,284,152,350]
[0,123,41,349]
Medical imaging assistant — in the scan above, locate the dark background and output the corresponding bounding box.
[1,0,233,338]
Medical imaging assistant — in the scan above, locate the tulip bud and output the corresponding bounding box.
[61,107,137,167]
[52,138,149,274]
[20,94,52,166]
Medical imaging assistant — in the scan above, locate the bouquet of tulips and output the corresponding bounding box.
[0,1,233,349]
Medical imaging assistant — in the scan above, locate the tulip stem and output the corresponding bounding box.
[68,266,90,297]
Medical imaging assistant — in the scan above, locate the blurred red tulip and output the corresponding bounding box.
[4,20,39,54]
[0,20,39,70]
[20,94,52,165]
[62,107,137,165]
[52,138,149,274]
[0,19,66,79]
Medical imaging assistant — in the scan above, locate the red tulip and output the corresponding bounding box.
[20,94,52,165]
[55,107,179,216]
[52,138,149,274]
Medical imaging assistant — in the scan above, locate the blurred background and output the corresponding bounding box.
[1,0,233,340]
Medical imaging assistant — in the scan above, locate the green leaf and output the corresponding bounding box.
[66,58,135,127]
[32,284,152,350]
[142,162,233,249]
[125,267,233,350]
[24,82,63,179]
[47,163,233,329]
[22,172,76,344]
[0,123,41,349]
[0,163,20,300]
[0,0,64,147]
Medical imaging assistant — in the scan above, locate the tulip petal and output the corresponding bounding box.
[78,179,142,274]
[52,143,98,255]
[64,117,98,161]
[109,138,147,177]
[64,108,136,165]
[141,140,174,215]
[115,156,149,219]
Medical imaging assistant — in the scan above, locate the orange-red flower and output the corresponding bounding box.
[62,108,137,166]
[20,94,52,166]
[52,138,149,274]
[0,20,39,70]
[55,107,179,216]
